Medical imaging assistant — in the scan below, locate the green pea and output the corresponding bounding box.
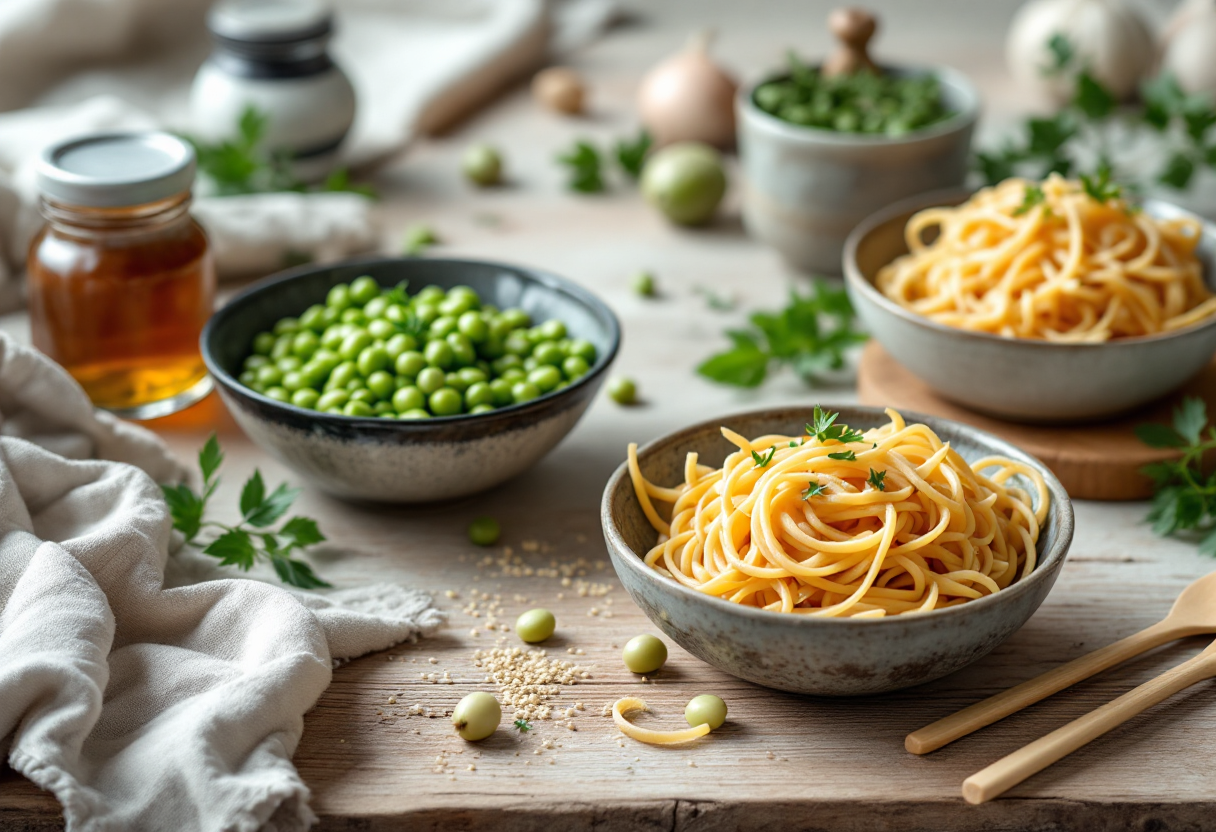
[313,347,340,366]
[350,276,380,306]
[446,333,476,366]
[350,388,377,406]
[366,370,395,400]
[538,319,566,340]
[299,304,328,331]
[374,401,395,415]
[320,326,347,351]
[632,271,656,297]
[292,330,319,359]
[429,387,463,416]
[326,284,353,310]
[273,317,299,336]
[512,381,541,404]
[515,608,556,643]
[445,372,470,394]
[489,378,514,407]
[249,381,268,394]
[384,303,409,324]
[256,365,283,386]
[457,367,487,386]
[345,377,367,392]
[364,295,390,319]
[622,634,667,674]
[469,403,495,414]
[344,400,376,417]
[477,336,505,361]
[396,350,427,377]
[385,333,417,359]
[429,316,459,339]
[252,332,276,356]
[568,339,597,363]
[452,691,501,742]
[244,354,271,371]
[468,516,500,546]
[416,366,446,394]
[324,407,345,415]
[341,308,367,325]
[684,695,727,730]
[504,333,532,356]
[276,356,303,374]
[522,356,540,372]
[465,381,494,408]
[367,318,396,340]
[327,361,358,390]
[528,365,562,393]
[492,354,522,374]
[270,336,294,361]
[392,386,425,412]
[265,386,290,402]
[282,371,305,392]
[562,355,590,379]
[238,369,258,387]
[317,389,349,410]
[458,310,489,343]
[525,326,547,345]
[424,340,455,370]
[499,367,526,384]
[488,316,514,340]
[533,342,564,367]
[357,345,391,376]
[447,285,480,310]
[339,331,373,361]
[398,408,431,419]
[498,308,531,330]
[414,303,441,326]
[607,376,637,405]
[292,388,320,409]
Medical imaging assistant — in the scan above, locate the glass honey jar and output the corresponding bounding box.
[28,132,216,419]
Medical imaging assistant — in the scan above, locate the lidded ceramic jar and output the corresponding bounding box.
[189,0,357,182]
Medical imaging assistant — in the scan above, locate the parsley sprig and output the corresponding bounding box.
[975,35,1216,191]
[867,469,887,491]
[1012,184,1047,216]
[806,405,866,445]
[802,482,826,500]
[614,130,653,179]
[697,282,868,389]
[751,446,777,468]
[1136,397,1216,554]
[557,129,654,192]
[161,435,330,589]
[514,719,532,732]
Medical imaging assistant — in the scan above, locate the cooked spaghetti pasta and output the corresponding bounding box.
[875,174,1215,342]
[627,409,1049,618]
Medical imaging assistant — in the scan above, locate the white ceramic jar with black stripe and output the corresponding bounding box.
[188,0,356,182]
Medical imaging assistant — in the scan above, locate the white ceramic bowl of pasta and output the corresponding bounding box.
[844,189,1216,423]
[600,406,1073,696]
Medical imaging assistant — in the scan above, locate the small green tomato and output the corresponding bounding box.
[515,608,556,643]
[684,695,727,730]
[468,516,501,546]
[462,144,504,187]
[622,634,667,674]
[452,692,501,741]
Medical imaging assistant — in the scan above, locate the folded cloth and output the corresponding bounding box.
[0,332,444,831]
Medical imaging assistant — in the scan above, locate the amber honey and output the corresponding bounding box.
[28,132,214,419]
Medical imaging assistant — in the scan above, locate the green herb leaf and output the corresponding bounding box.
[867,468,887,491]
[270,555,332,589]
[1080,167,1122,203]
[806,405,866,445]
[279,516,326,548]
[403,225,438,256]
[557,140,605,193]
[239,470,266,518]
[244,481,300,528]
[1159,152,1196,190]
[696,331,770,388]
[1044,33,1074,74]
[161,483,205,542]
[1137,396,1216,553]
[1134,422,1186,449]
[1174,397,1208,445]
[802,482,825,500]
[204,529,257,570]
[1073,72,1114,120]
[1013,184,1047,217]
[828,450,857,461]
[199,435,224,488]
[614,130,652,179]
[514,719,532,732]
[751,446,778,468]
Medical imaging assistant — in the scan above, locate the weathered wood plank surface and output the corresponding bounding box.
[5,2,1216,830]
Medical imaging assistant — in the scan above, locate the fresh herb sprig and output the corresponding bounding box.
[975,35,1216,191]
[1136,397,1216,554]
[514,719,533,732]
[557,130,654,192]
[161,435,330,588]
[615,130,653,179]
[183,106,374,198]
[751,446,778,468]
[802,482,826,500]
[806,405,866,445]
[1012,184,1047,216]
[697,281,868,389]
[867,469,887,491]
[828,450,857,461]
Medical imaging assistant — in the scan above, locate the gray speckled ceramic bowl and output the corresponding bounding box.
[601,406,1073,696]
[203,256,619,503]
[844,190,1216,423]
[737,65,979,275]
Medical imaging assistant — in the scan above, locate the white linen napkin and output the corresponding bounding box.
[0,331,444,831]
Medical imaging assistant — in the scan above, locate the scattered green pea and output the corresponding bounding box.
[515,608,556,643]
[607,376,638,405]
[632,271,656,297]
[462,144,504,187]
[403,224,438,256]
[452,692,501,741]
[468,516,500,546]
[684,695,727,730]
[622,634,667,674]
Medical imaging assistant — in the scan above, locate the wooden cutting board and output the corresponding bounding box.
[857,341,1216,501]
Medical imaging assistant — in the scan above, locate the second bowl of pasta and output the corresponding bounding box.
[600,405,1073,696]
[843,177,1216,422]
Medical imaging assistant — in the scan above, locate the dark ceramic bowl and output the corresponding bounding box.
[601,406,1073,696]
[203,256,620,503]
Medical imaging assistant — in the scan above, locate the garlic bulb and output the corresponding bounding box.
[1162,0,1216,99]
[1006,0,1155,106]
[637,31,737,150]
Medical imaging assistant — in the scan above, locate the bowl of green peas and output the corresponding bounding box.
[736,29,979,274]
[202,256,620,503]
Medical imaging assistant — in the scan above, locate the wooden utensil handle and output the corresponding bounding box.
[906,622,1178,755]
[962,649,1216,805]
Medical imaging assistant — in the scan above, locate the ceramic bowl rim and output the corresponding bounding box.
[201,254,622,429]
[601,404,1074,629]
[843,188,1216,350]
[736,63,981,149]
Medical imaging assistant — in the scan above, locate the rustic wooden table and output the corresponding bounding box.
[4,1,1216,830]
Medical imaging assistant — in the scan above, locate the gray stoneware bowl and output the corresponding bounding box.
[202,256,620,503]
[844,190,1216,422]
[737,65,979,275]
[601,406,1073,696]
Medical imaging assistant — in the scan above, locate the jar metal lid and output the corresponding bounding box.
[208,0,333,45]
[36,131,196,208]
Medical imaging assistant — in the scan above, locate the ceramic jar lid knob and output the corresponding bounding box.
[823,7,878,77]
